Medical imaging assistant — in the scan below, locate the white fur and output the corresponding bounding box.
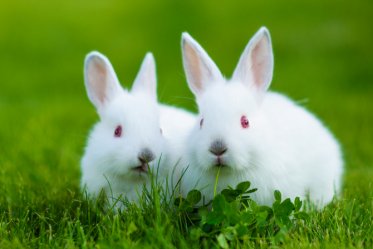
[180,27,343,208]
[81,51,195,208]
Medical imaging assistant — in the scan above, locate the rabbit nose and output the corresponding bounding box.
[209,140,228,156]
[138,148,155,164]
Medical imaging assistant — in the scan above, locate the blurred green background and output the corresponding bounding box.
[0,0,372,202]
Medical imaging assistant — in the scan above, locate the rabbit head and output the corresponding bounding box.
[181,27,273,176]
[82,51,164,184]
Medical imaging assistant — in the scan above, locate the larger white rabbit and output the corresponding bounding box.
[81,51,195,209]
[180,27,343,208]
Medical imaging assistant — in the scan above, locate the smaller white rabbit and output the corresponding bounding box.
[81,51,195,208]
[180,27,343,208]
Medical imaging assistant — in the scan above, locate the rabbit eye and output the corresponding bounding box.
[114,125,122,137]
[241,115,249,129]
[200,118,204,129]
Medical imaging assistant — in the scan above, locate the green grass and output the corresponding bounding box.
[0,0,372,248]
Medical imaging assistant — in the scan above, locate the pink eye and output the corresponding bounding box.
[200,118,204,129]
[114,125,122,137]
[241,115,249,129]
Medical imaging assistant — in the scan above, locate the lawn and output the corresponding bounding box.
[0,0,372,248]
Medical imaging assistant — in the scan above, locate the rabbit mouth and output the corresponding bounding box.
[213,157,228,168]
[132,164,149,173]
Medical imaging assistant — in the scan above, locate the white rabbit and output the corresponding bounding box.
[81,51,195,209]
[180,27,343,208]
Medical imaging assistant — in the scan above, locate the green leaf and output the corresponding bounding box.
[273,198,295,227]
[174,197,192,211]
[217,233,229,249]
[212,194,227,213]
[190,228,202,241]
[202,223,214,233]
[236,181,251,193]
[273,226,288,243]
[173,197,184,207]
[294,197,302,211]
[246,188,258,194]
[274,190,282,202]
[240,212,255,224]
[221,189,238,202]
[225,204,241,224]
[294,211,310,221]
[280,198,295,214]
[206,211,225,225]
[186,189,202,205]
[223,227,236,241]
[256,210,269,226]
[174,181,309,245]
[236,224,249,237]
[198,206,209,222]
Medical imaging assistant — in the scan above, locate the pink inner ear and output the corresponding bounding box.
[184,43,204,93]
[88,58,108,104]
[250,38,269,89]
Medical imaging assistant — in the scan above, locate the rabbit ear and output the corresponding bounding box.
[232,27,273,94]
[84,51,122,111]
[131,52,157,100]
[181,32,223,97]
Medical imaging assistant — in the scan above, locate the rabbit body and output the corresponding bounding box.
[81,51,195,208]
[81,89,162,206]
[180,27,343,207]
[182,84,343,206]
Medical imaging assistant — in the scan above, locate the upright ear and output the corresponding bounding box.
[84,51,122,112]
[181,32,223,97]
[232,27,274,94]
[131,52,157,100]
